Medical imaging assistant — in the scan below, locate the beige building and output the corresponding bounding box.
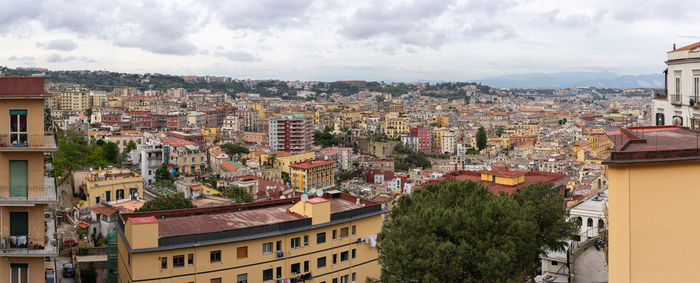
[58,87,91,112]
[118,192,385,283]
[82,168,144,207]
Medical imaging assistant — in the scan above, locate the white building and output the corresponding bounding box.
[129,142,164,185]
[570,189,608,242]
[652,41,700,129]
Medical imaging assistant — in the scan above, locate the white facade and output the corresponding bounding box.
[652,43,700,129]
[570,189,608,242]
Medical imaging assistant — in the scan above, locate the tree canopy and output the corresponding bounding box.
[136,193,196,212]
[476,126,488,150]
[378,180,578,282]
[220,143,249,157]
[215,185,254,203]
[52,130,121,177]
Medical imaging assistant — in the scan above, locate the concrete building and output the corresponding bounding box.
[163,138,207,176]
[290,160,335,192]
[58,87,91,112]
[0,77,59,282]
[118,192,385,283]
[83,168,144,207]
[652,41,700,128]
[605,126,700,282]
[268,114,314,154]
[129,142,164,186]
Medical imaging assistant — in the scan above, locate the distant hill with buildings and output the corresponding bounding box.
[477,71,664,89]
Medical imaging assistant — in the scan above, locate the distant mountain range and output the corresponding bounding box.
[476,71,664,89]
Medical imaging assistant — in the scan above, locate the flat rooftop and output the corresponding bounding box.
[604,126,700,165]
[120,192,380,246]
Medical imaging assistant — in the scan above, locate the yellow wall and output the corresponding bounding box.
[125,220,158,250]
[268,152,315,173]
[85,175,144,206]
[608,162,700,283]
[0,257,45,283]
[0,152,46,195]
[480,173,524,186]
[119,213,382,283]
[0,205,47,243]
[0,99,45,145]
[290,163,334,191]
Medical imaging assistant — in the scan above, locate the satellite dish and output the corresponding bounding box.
[315,190,323,197]
[280,195,286,199]
[309,188,317,194]
[486,165,492,171]
[300,194,309,202]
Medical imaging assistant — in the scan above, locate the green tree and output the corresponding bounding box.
[476,126,487,151]
[125,140,137,154]
[136,193,196,212]
[102,141,119,164]
[217,185,254,203]
[155,163,173,183]
[378,180,577,282]
[281,172,291,184]
[80,267,98,283]
[220,143,249,159]
[496,126,505,137]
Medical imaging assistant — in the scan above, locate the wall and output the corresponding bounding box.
[608,162,700,283]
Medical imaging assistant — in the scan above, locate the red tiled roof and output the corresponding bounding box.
[91,205,118,216]
[307,197,329,204]
[220,162,238,172]
[163,138,197,147]
[672,41,700,52]
[290,159,335,170]
[480,166,527,177]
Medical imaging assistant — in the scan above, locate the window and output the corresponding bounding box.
[263,242,273,254]
[317,256,327,268]
[352,272,357,283]
[263,269,273,281]
[173,255,185,268]
[695,77,700,102]
[333,253,337,265]
[291,237,301,249]
[291,262,301,275]
[276,240,282,252]
[116,189,124,200]
[317,232,326,244]
[237,274,248,283]
[351,225,356,236]
[341,274,349,283]
[340,227,349,238]
[332,229,337,240]
[304,260,309,272]
[352,249,356,259]
[304,235,309,247]
[656,113,665,126]
[161,257,168,269]
[9,109,27,145]
[552,261,559,266]
[210,250,221,263]
[96,196,100,204]
[211,278,222,283]
[675,76,682,103]
[105,191,111,202]
[276,266,282,279]
[188,254,194,266]
[237,246,248,259]
[340,251,349,262]
[587,218,593,227]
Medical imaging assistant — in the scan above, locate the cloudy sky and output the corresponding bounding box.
[0,0,698,81]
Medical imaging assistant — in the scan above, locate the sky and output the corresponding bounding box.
[0,0,699,82]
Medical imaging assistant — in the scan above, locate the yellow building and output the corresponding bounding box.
[488,137,510,149]
[200,127,221,145]
[118,192,385,283]
[290,160,335,192]
[517,124,539,136]
[261,151,315,173]
[434,116,449,127]
[83,168,144,207]
[58,87,91,112]
[164,139,208,176]
[0,77,59,282]
[605,126,700,283]
[382,119,409,139]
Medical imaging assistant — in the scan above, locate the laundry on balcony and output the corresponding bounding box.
[360,233,377,247]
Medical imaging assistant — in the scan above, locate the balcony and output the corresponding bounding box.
[0,176,58,204]
[0,211,58,257]
[671,94,683,106]
[0,133,57,152]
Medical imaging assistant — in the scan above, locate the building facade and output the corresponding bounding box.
[290,160,335,192]
[0,77,59,283]
[83,168,144,207]
[652,41,700,129]
[268,114,314,154]
[118,193,385,283]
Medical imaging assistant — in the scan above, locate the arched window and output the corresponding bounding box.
[577,216,583,225]
[656,113,665,126]
[587,218,593,227]
[598,219,605,229]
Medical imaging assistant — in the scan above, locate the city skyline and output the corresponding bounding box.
[1,0,698,81]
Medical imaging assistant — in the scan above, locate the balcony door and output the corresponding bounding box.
[9,160,28,198]
[9,110,28,146]
[10,212,28,249]
[10,263,28,283]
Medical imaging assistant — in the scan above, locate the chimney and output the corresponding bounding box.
[673,43,676,50]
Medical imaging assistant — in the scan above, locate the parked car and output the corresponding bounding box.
[62,263,75,278]
[63,238,79,247]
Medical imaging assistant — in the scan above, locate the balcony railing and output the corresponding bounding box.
[0,176,58,203]
[0,211,58,256]
[0,133,57,151]
[672,94,683,106]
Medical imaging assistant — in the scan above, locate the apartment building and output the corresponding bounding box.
[290,160,335,192]
[129,142,164,185]
[117,192,385,283]
[652,41,700,128]
[268,114,314,154]
[0,77,59,283]
[408,125,433,153]
[83,168,144,207]
[605,126,700,282]
[163,138,207,176]
[58,87,91,112]
[382,118,409,139]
